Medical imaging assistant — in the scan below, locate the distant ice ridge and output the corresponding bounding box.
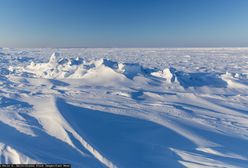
[9,52,176,82]
[8,52,248,90]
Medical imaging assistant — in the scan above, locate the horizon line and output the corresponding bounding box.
[1,46,248,49]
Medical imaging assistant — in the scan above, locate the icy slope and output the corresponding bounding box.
[1,49,248,168]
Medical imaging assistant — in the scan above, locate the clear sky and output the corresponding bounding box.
[0,0,248,48]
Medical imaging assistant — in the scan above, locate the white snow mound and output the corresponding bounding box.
[151,67,177,83]
[8,52,247,90]
[9,52,155,80]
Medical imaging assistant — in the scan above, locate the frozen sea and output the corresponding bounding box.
[1,48,248,168]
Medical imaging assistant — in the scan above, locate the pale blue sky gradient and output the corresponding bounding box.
[0,0,248,47]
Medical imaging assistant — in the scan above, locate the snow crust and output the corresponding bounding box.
[1,48,248,168]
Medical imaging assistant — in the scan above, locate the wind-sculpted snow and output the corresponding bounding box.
[10,52,150,80]
[1,49,248,167]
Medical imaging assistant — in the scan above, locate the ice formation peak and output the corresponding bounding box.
[49,52,60,65]
[10,53,152,80]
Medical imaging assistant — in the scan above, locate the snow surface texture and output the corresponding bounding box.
[1,48,248,167]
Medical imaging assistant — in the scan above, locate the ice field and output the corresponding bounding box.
[1,48,248,168]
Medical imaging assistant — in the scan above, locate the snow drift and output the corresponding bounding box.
[1,49,248,168]
[10,52,148,80]
[9,52,232,89]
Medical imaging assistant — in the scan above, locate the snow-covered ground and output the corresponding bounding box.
[1,48,248,168]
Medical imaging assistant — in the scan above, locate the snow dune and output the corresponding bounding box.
[1,49,248,168]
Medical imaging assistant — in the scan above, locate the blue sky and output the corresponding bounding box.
[0,0,248,47]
